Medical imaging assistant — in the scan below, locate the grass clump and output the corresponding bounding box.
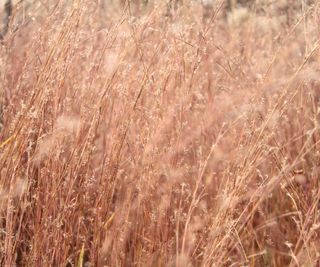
[0,0,320,266]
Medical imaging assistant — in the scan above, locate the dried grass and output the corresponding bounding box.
[0,0,320,266]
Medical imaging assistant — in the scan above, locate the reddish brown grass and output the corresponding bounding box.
[0,1,320,266]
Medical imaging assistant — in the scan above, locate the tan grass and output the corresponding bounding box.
[0,0,320,266]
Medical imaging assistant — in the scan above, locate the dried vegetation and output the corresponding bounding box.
[0,0,320,266]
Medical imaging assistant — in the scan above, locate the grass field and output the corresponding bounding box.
[0,0,320,266]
